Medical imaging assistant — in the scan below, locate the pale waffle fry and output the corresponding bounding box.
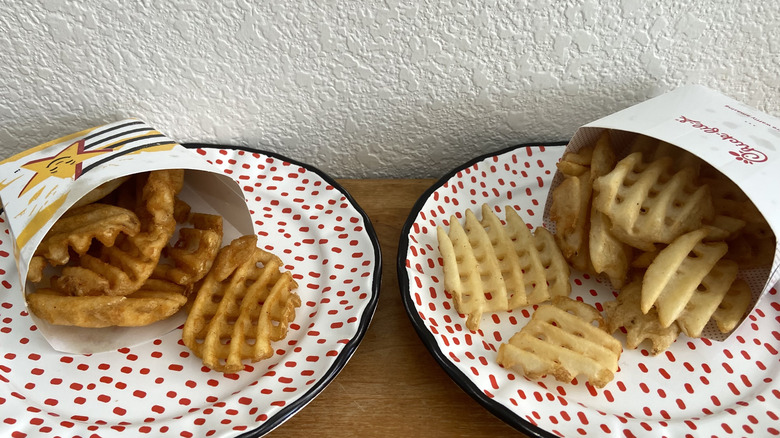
[628,137,703,173]
[712,278,752,333]
[26,287,186,328]
[675,259,739,338]
[26,203,141,282]
[641,228,728,327]
[552,131,618,276]
[592,152,714,251]
[182,235,301,373]
[496,296,622,388]
[589,208,632,289]
[437,204,570,331]
[152,212,223,290]
[53,170,184,296]
[604,279,680,355]
[550,170,593,272]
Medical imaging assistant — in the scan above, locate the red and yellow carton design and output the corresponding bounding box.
[0,119,252,352]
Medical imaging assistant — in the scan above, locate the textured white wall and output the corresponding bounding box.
[1,1,778,178]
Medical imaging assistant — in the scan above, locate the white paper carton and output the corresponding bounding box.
[544,85,780,339]
[0,119,253,353]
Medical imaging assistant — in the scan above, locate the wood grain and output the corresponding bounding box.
[266,179,524,438]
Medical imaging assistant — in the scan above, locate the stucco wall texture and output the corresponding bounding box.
[1,1,778,178]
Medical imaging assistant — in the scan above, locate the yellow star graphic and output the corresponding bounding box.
[19,139,113,196]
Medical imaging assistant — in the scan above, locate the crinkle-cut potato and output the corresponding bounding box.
[26,287,187,328]
[497,296,622,388]
[183,235,301,373]
[641,228,728,327]
[674,259,739,338]
[604,279,680,355]
[592,151,714,251]
[53,169,184,297]
[551,130,628,282]
[152,212,223,292]
[26,203,141,282]
[589,208,632,289]
[437,204,570,331]
[546,129,769,356]
[712,278,752,333]
[24,167,302,374]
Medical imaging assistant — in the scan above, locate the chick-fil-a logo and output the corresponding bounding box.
[676,116,768,164]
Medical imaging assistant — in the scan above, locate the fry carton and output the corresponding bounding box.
[0,119,253,353]
[544,85,779,340]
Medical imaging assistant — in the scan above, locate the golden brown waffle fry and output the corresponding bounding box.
[153,213,223,290]
[26,287,186,328]
[182,235,300,373]
[497,296,622,388]
[641,228,728,327]
[53,170,184,296]
[437,204,570,331]
[32,203,141,269]
[592,152,714,251]
[604,279,680,355]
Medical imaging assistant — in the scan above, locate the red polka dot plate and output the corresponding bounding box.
[398,143,780,438]
[0,145,381,437]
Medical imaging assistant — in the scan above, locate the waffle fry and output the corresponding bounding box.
[26,287,186,328]
[550,171,592,272]
[604,279,680,355]
[641,228,728,327]
[53,170,184,296]
[544,131,767,358]
[27,203,141,282]
[438,204,570,331]
[675,259,739,338]
[589,208,632,289]
[592,151,714,251]
[712,278,752,333]
[152,212,223,290]
[551,131,621,277]
[182,235,300,373]
[497,297,622,388]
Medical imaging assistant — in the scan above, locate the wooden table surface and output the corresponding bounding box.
[267,179,525,438]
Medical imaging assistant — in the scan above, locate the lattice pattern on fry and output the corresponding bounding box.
[182,235,301,373]
[551,131,626,281]
[437,204,570,331]
[674,259,739,338]
[712,278,752,333]
[641,228,728,327]
[604,279,680,355]
[592,151,714,251]
[152,212,223,291]
[27,203,141,282]
[497,296,622,388]
[52,170,184,296]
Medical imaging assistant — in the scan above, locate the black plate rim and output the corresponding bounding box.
[183,143,383,437]
[396,141,568,438]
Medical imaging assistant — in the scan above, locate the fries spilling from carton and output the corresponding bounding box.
[0,119,300,372]
[436,86,780,388]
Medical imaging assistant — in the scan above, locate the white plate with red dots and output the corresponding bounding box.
[0,144,381,437]
[398,143,780,438]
